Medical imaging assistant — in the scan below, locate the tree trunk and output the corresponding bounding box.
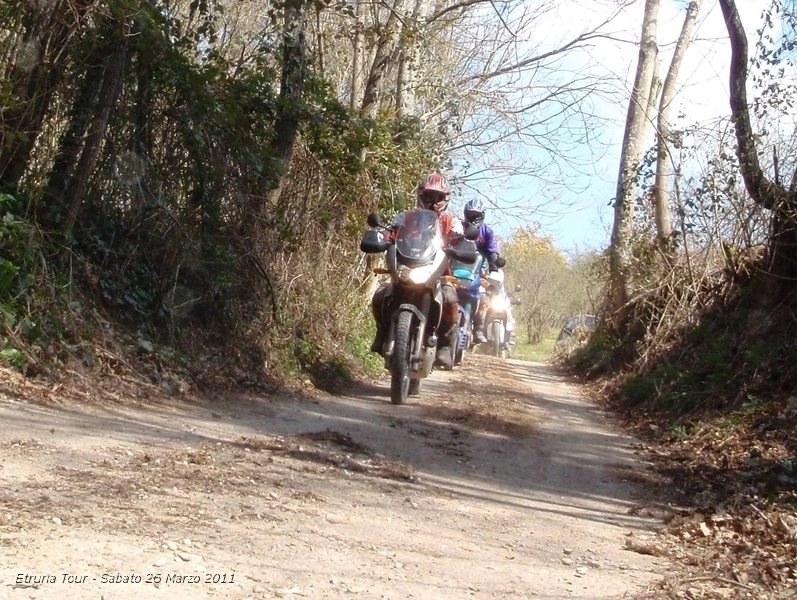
[654,0,702,247]
[43,4,133,234]
[644,59,662,146]
[266,2,308,206]
[360,0,408,118]
[608,0,661,315]
[719,0,797,293]
[349,0,362,111]
[128,44,156,212]
[42,36,111,225]
[395,0,429,118]
[62,36,128,235]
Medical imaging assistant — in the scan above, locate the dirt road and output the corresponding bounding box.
[0,355,667,599]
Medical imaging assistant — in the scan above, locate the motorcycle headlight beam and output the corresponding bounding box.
[490,296,509,311]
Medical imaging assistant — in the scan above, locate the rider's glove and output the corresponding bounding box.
[488,252,500,272]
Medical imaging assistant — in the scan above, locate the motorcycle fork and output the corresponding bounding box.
[384,293,432,365]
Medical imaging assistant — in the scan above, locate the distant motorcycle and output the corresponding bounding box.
[482,269,520,358]
[445,239,483,366]
[360,209,453,404]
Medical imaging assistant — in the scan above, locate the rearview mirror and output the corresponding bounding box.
[495,256,506,268]
[367,212,383,228]
[463,222,479,240]
[514,284,522,292]
[360,229,390,253]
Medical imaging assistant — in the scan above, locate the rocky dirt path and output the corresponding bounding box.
[0,356,668,599]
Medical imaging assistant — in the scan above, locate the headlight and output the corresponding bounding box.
[398,264,436,284]
[490,295,508,311]
[408,264,436,284]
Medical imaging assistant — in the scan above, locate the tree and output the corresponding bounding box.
[0,0,93,189]
[359,0,409,118]
[609,0,661,316]
[653,0,702,247]
[503,227,598,344]
[719,0,797,295]
[266,0,309,207]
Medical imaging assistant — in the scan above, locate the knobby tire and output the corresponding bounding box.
[391,311,414,405]
[491,320,503,357]
[455,312,470,366]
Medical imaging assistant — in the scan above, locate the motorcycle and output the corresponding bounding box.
[445,239,483,366]
[360,208,453,405]
[482,269,520,359]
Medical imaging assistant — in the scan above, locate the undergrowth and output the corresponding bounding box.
[564,253,797,510]
[571,275,797,420]
[0,189,380,395]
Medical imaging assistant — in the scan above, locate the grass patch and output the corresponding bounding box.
[344,320,384,377]
[512,328,559,362]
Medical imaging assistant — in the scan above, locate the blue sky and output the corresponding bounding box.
[450,0,768,256]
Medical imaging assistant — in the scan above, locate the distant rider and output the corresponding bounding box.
[370,173,463,369]
[462,198,502,344]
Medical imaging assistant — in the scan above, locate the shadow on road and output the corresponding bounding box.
[0,356,657,534]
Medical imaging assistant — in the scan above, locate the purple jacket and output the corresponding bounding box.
[475,222,499,256]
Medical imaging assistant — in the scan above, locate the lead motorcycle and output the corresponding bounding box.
[360,209,453,405]
[482,269,520,358]
[446,239,483,366]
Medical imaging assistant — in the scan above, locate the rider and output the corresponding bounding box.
[370,173,463,369]
[462,198,502,344]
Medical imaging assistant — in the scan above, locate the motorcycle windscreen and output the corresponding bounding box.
[393,209,441,264]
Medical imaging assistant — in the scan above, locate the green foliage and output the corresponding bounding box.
[717,395,773,433]
[503,228,602,345]
[565,327,617,374]
[0,193,37,301]
[0,347,26,369]
[0,193,75,372]
[512,328,559,362]
[573,274,797,419]
[303,75,367,175]
[0,0,457,389]
[343,307,384,377]
[270,332,357,394]
[363,115,442,216]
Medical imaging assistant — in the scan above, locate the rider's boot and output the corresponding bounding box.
[370,284,391,356]
[435,322,456,369]
[370,326,386,355]
[473,309,487,343]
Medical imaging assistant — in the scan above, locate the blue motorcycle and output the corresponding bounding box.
[445,240,484,366]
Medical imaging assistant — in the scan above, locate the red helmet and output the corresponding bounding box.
[416,173,451,213]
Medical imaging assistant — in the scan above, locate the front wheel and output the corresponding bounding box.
[390,311,414,405]
[491,320,504,357]
[454,313,470,366]
[441,322,459,371]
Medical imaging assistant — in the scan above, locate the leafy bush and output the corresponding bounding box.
[0,193,37,303]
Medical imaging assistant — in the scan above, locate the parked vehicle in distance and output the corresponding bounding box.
[554,314,598,353]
